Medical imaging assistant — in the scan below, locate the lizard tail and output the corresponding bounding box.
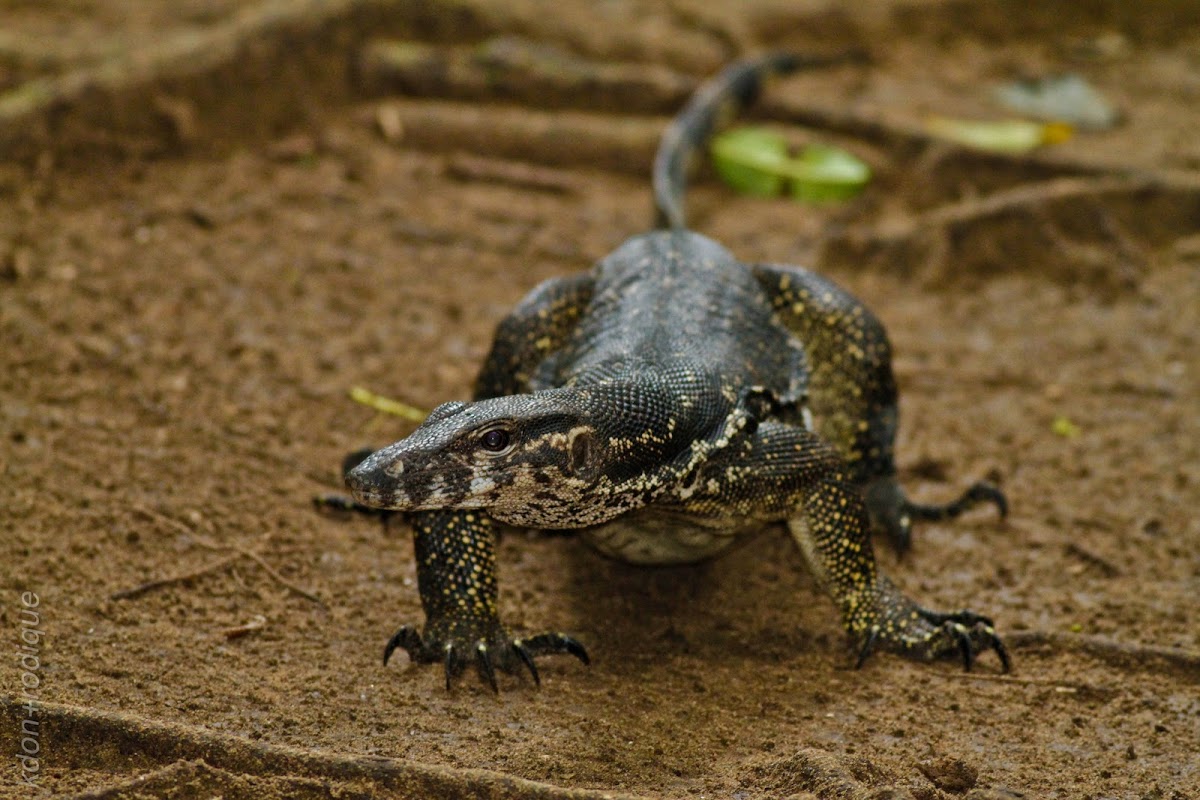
[651,51,865,231]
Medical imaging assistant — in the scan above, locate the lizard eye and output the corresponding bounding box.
[479,428,511,452]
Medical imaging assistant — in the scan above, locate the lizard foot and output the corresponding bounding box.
[383,619,589,692]
[865,477,1007,555]
[853,580,1010,673]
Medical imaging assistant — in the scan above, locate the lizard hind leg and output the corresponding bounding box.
[863,475,1007,556]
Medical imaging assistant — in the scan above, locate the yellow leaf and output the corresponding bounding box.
[1051,415,1081,438]
[349,386,428,421]
[925,116,1074,154]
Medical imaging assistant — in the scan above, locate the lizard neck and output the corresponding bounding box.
[560,368,729,500]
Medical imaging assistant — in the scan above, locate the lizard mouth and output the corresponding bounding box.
[347,486,408,510]
[344,463,410,510]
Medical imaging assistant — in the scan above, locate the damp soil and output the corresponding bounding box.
[1,2,1198,798]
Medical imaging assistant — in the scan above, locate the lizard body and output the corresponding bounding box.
[339,54,1009,690]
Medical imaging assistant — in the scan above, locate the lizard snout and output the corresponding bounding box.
[344,449,411,509]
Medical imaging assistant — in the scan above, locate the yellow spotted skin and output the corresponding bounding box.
[474,274,593,398]
[753,265,898,481]
[385,509,589,690]
[338,54,1009,691]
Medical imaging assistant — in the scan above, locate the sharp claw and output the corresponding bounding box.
[512,640,541,687]
[476,643,499,693]
[383,633,401,667]
[951,624,974,671]
[992,629,1012,673]
[987,485,1009,519]
[384,625,421,666]
[523,633,575,659]
[386,627,587,690]
[561,635,591,665]
[443,644,456,691]
[855,628,880,669]
[893,521,913,558]
[518,632,591,665]
[915,610,1011,672]
[903,480,1008,524]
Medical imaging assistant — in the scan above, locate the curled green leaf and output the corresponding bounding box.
[710,128,789,197]
[789,144,871,202]
[711,127,870,203]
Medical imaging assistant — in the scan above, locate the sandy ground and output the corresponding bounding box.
[1,1,1198,798]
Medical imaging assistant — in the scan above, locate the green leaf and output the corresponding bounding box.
[789,144,872,202]
[711,128,870,203]
[710,128,789,197]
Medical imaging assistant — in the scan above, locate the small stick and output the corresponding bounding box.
[132,502,210,537]
[194,532,326,608]
[223,614,268,640]
[110,553,242,600]
[240,548,325,607]
[117,513,325,607]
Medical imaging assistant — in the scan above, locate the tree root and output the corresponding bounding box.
[0,697,643,800]
[818,173,1200,291]
[1007,630,1200,679]
[63,758,354,800]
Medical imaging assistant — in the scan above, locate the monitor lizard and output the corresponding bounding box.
[332,52,1010,691]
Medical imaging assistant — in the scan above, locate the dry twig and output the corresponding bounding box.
[222,614,268,640]
[110,552,242,601]
[115,507,325,607]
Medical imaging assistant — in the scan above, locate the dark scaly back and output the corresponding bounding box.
[652,51,863,231]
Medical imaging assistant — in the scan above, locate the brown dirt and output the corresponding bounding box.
[1,1,1198,798]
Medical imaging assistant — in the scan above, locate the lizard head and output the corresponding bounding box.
[344,388,616,528]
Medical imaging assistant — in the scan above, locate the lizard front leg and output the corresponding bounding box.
[387,509,588,691]
[676,420,1009,670]
[392,276,595,690]
[790,482,1009,672]
[324,275,595,690]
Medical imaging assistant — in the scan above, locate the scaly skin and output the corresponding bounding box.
[330,54,1010,691]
